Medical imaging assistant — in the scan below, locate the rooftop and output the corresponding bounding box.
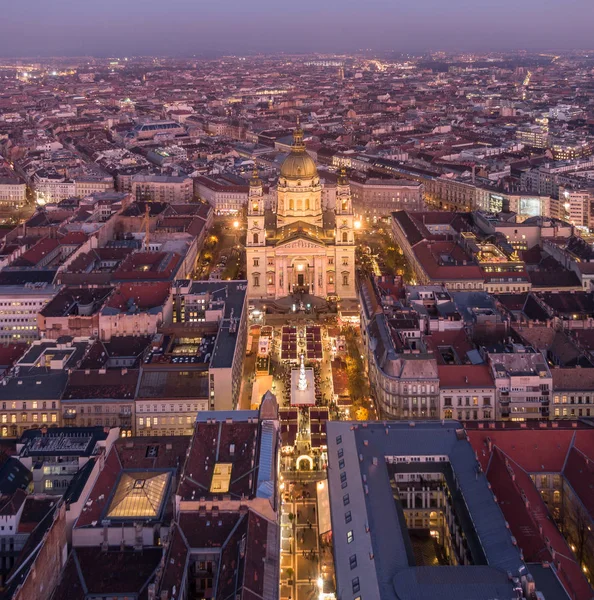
[327,421,526,600]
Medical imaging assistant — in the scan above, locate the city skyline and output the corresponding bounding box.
[2,0,594,56]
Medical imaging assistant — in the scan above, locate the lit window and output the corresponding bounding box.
[347,530,354,544]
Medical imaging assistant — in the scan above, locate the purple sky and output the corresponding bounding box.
[2,0,593,56]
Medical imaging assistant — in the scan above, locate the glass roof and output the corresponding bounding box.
[107,471,170,519]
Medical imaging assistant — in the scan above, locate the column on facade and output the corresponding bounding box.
[278,255,287,299]
[315,255,326,298]
[287,263,293,295]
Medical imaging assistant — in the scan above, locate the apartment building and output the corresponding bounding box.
[350,177,424,220]
[194,173,249,214]
[130,175,193,203]
[486,344,552,421]
[0,284,61,342]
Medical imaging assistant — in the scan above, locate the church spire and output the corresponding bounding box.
[250,164,261,187]
[292,116,305,150]
[337,166,349,186]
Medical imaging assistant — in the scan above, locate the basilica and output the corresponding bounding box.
[246,125,356,300]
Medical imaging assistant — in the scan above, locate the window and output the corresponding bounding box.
[342,257,349,266]
[336,435,343,445]
[342,273,349,286]
[342,232,348,243]
[338,448,344,459]
[253,233,259,244]
[352,577,360,593]
[343,493,350,506]
[253,258,259,267]
[253,275,260,287]
[347,530,354,544]
[345,511,352,524]
[349,554,357,570]
[339,459,345,469]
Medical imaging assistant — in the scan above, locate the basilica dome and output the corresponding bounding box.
[280,125,318,180]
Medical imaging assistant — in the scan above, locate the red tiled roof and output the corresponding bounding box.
[158,523,189,597]
[53,547,162,599]
[486,448,592,600]
[563,446,594,520]
[179,511,240,548]
[64,369,139,400]
[105,281,171,311]
[114,251,182,281]
[0,489,27,516]
[76,447,122,527]
[178,421,259,501]
[12,238,60,267]
[468,429,574,473]
[437,365,494,388]
[413,241,483,281]
[0,343,27,368]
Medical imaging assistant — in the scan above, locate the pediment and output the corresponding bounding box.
[277,237,326,250]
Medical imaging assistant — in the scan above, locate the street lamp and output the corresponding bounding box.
[354,220,362,230]
[233,220,240,247]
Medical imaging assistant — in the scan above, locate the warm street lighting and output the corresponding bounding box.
[233,220,239,229]
[354,220,362,229]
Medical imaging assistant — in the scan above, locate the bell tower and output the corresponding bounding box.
[247,167,265,248]
[334,167,356,298]
[335,167,355,246]
[246,166,267,298]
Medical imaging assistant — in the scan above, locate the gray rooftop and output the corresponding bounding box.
[181,280,248,370]
[327,421,527,600]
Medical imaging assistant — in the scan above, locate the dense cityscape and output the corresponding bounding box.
[0,50,592,600]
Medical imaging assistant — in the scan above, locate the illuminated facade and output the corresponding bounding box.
[246,126,356,299]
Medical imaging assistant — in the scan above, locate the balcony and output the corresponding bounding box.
[63,411,77,420]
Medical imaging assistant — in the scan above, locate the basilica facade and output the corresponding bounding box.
[246,126,356,300]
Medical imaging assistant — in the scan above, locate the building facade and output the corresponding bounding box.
[246,126,356,300]
[130,175,193,203]
[350,178,424,221]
